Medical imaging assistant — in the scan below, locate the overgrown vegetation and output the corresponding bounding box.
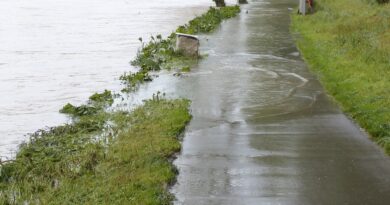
[0,97,191,204]
[292,0,390,153]
[121,6,240,92]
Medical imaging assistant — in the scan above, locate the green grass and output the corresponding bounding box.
[291,0,390,153]
[0,97,191,204]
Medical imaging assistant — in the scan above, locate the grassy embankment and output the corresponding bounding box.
[0,6,241,204]
[291,0,389,153]
[1,94,191,204]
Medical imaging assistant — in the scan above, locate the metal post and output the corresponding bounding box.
[299,0,306,15]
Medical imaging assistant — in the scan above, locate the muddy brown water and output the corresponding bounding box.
[166,0,390,204]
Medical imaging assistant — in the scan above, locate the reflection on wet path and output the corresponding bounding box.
[167,0,390,204]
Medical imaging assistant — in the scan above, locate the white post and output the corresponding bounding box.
[299,0,306,15]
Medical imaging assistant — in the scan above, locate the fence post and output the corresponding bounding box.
[299,0,306,15]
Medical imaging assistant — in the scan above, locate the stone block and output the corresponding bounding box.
[176,33,199,57]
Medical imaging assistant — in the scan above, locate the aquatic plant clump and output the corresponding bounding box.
[130,34,178,71]
[0,98,191,204]
[60,103,99,117]
[89,89,114,105]
[292,0,390,153]
[60,90,114,117]
[119,71,152,92]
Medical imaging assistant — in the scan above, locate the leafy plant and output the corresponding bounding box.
[89,90,114,105]
[60,103,99,117]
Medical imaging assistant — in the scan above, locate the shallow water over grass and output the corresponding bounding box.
[0,0,216,159]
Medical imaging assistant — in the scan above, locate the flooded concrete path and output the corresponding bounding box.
[169,0,390,204]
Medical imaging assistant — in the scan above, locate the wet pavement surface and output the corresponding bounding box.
[168,0,390,204]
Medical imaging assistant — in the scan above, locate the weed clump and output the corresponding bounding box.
[120,71,152,92]
[131,34,177,71]
[89,90,114,105]
[60,103,99,117]
[60,90,114,117]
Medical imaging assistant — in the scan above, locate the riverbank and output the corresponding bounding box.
[0,5,241,204]
[0,0,214,158]
[291,0,390,153]
[0,97,191,204]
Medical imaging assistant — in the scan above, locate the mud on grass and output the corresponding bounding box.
[291,0,390,153]
[0,98,191,204]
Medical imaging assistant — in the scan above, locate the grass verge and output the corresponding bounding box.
[291,0,390,153]
[0,97,191,204]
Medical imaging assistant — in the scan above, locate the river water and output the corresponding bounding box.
[0,0,219,159]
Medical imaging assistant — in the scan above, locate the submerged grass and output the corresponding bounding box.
[291,0,390,153]
[60,90,113,117]
[0,97,191,204]
[121,6,240,91]
[176,6,240,34]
